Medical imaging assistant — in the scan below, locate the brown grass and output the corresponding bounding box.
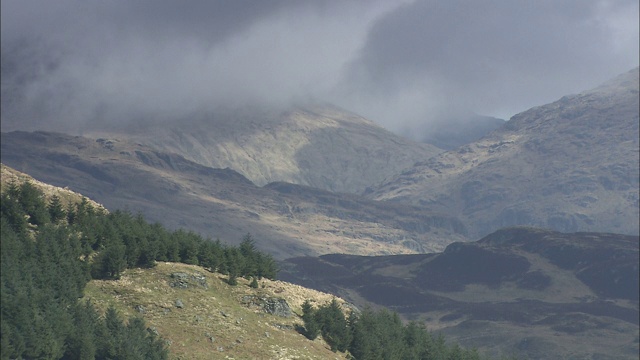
[1,163,105,211]
[84,262,349,360]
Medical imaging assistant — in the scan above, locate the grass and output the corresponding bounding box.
[0,163,105,211]
[84,262,348,360]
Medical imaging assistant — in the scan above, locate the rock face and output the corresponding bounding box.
[89,104,441,194]
[279,227,640,360]
[369,68,640,239]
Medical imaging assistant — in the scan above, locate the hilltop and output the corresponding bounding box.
[85,262,349,360]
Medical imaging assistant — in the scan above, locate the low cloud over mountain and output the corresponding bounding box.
[2,0,637,139]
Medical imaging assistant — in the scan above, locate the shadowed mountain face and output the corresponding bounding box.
[86,105,442,194]
[369,68,640,239]
[0,132,466,259]
[279,227,640,359]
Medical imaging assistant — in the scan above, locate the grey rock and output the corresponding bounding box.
[134,305,146,314]
[175,299,184,309]
[241,295,292,318]
[169,272,190,288]
[169,272,208,289]
[204,332,215,342]
[263,298,292,318]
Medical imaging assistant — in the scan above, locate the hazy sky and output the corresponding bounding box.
[2,0,638,137]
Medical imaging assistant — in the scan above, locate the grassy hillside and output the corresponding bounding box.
[84,262,348,360]
[1,163,104,211]
[0,163,506,359]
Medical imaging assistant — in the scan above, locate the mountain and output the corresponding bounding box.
[0,134,466,259]
[86,104,442,194]
[418,113,505,150]
[279,227,640,359]
[368,68,640,239]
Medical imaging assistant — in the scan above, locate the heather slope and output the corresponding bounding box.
[280,227,640,359]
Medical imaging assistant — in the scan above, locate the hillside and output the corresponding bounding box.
[1,165,490,360]
[85,262,349,360]
[280,227,640,359]
[0,138,466,259]
[369,68,640,239]
[0,169,349,359]
[1,163,104,211]
[87,104,442,194]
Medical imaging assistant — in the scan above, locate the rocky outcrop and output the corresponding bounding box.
[241,295,292,318]
[169,272,208,289]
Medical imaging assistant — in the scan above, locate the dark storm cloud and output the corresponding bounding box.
[1,0,638,136]
[333,0,639,134]
[1,0,395,132]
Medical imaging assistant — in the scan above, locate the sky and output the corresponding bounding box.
[1,0,638,138]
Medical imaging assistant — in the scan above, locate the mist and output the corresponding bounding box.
[2,0,638,138]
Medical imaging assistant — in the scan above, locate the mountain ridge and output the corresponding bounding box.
[86,104,442,194]
[369,67,640,238]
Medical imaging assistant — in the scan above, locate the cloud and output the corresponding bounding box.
[1,0,638,137]
[331,0,639,135]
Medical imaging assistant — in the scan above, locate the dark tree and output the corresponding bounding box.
[301,300,320,340]
[47,195,66,223]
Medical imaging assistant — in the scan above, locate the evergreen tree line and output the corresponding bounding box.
[301,299,514,360]
[0,181,277,359]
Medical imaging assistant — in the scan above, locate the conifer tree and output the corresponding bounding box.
[301,300,320,340]
[47,195,66,223]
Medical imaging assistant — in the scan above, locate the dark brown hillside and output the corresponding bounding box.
[280,227,640,359]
